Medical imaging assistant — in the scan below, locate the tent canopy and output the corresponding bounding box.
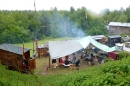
[49,36,116,59]
[49,40,83,59]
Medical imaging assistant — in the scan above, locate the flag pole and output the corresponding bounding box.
[34,0,36,12]
[34,0,38,57]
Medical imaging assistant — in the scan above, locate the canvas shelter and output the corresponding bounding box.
[49,36,116,59]
[49,40,83,59]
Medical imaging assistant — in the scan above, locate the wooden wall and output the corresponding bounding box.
[0,49,35,72]
[109,26,130,34]
[38,48,49,58]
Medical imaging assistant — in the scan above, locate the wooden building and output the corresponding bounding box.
[108,22,130,35]
[38,46,49,58]
[0,44,36,72]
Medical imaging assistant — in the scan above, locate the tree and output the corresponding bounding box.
[117,13,128,22]
[124,6,130,22]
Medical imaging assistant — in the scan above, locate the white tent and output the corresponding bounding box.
[49,40,83,59]
[49,36,116,59]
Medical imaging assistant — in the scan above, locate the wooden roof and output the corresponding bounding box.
[0,44,30,55]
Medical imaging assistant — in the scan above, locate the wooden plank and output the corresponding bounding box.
[28,58,36,70]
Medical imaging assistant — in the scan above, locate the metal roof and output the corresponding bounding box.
[108,35,121,38]
[91,35,105,40]
[108,22,130,27]
[0,44,30,55]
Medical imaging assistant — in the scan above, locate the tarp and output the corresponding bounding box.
[49,36,116,59]
[78,36,116,52]
[123,42,130,52]
[49,40,83,59]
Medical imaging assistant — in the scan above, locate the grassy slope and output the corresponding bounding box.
[1,56,130,86]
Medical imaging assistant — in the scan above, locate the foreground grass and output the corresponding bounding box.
[1,56,130,86]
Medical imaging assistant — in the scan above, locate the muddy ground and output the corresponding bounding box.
[34,50,95,75]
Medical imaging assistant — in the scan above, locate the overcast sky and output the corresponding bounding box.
[0,0,130,13]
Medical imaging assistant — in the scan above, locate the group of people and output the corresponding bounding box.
[81,50,105,66]
[59,53,80,67]
[52,47,106,69]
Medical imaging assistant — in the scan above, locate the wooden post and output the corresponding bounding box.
[49,55,50,68]
[38,48,40,58]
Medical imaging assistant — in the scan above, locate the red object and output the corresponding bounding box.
[45,65,48,71]
[60,58,64,64]
[108,51,119,60]
[22,62,26,70]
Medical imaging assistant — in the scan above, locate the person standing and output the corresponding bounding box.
[72,53,76,63]
[93,55,98,65]
[101,56,104,64]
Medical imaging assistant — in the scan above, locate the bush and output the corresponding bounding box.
[118,51,127,60]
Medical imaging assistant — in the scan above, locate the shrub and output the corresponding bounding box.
[118,51,127,60]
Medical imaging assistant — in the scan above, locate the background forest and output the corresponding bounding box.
[0,6,130,44]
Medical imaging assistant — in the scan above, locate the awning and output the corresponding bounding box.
[49,40,83,59]
[49,36,116,59]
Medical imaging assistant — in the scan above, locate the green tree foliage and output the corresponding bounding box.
[117,13,128,22]
[103,6,130,23]
[124,6,130,22]
[1,5,130,44]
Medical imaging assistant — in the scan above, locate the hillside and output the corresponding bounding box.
[0,55,130,86]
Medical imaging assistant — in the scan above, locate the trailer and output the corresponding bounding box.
[107,35,121,47]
